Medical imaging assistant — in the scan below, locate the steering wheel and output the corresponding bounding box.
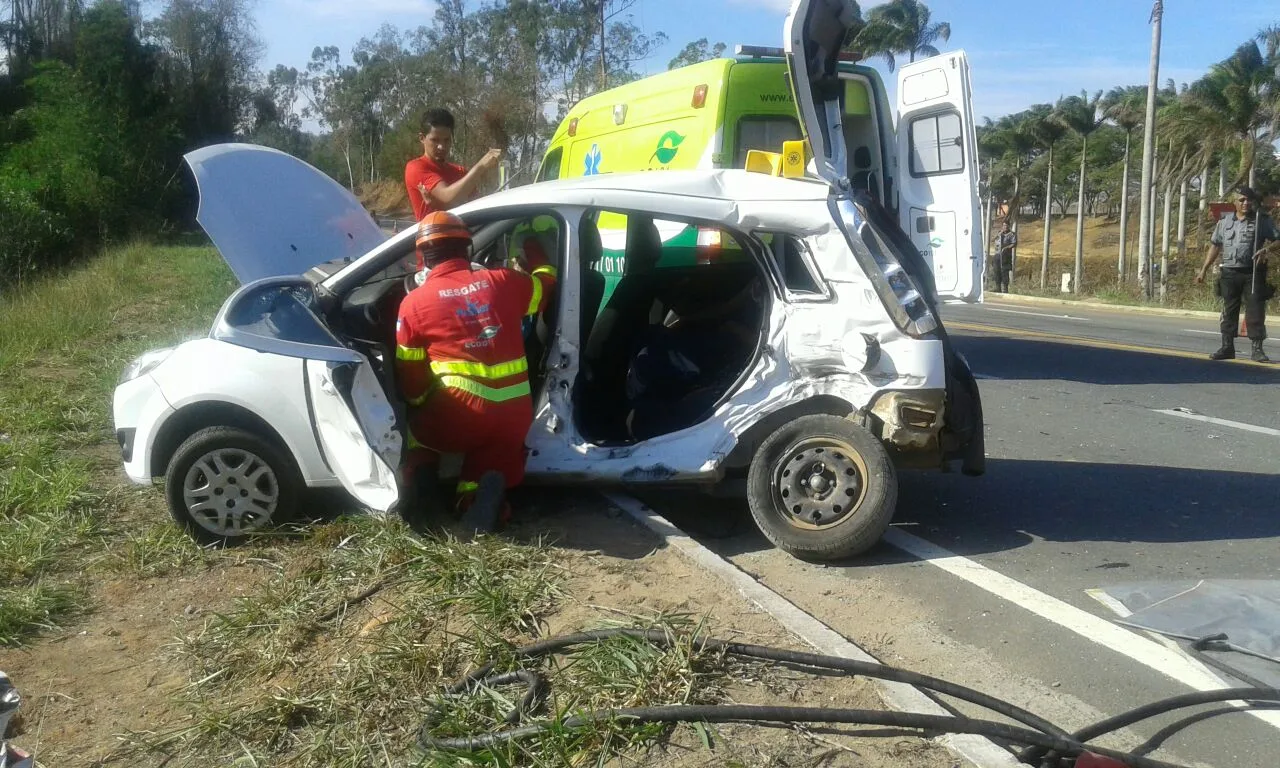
[404,270,423,295]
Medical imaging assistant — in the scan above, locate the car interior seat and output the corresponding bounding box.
[579,214,665,440]
[851,146,881,201]
[578,218,606,347]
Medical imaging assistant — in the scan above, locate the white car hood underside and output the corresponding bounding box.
[185,143,387,284]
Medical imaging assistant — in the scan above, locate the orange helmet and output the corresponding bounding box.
[415,211,471,259]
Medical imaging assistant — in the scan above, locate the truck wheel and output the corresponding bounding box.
[746,414,897,562]
[165,426,301,546]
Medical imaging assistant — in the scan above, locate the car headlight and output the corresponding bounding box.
[119,347,175,385]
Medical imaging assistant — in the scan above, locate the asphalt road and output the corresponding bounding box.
[636,297,1280,768]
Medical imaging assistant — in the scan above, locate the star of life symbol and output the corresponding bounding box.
[584,143,603,176]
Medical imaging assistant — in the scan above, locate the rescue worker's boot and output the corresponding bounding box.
[399,459,450,535]
[1251,339,1270,363]
[1209,335,1235,360]
[458,471,506,537]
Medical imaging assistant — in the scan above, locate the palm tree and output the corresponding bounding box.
[1186,42,1271,187]
[977,118,1008,263]
[1103,85,1146,282]
[852,0,950,72]
[1030,107,1068,290]
[1058,90,1105,293]
[1257,26,1280,165]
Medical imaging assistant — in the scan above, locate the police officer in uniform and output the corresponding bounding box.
[1196,186,1279,363]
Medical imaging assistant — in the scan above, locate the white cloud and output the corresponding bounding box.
[281,0,436,19]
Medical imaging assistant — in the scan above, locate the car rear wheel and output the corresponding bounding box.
[165,426,301,546]
[747,414,897,562]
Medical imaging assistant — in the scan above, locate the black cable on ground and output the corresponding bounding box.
[420,704,1189,768]
[416,628,1280,768]
[439,628,1071,739]
[1017,687,1280,765]
[1129,703,1280,758]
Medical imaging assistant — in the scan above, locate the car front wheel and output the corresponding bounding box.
[746,414,897,562]
[165,426,301,546]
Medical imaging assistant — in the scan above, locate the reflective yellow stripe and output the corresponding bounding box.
[430,358,528,379]
[456,480,479,495]
[532,265,558,279]
[438,375,530,402]
[407,391,431,407]
[526,274,543,316]
[406,430,423,449]
[396,345,426,361]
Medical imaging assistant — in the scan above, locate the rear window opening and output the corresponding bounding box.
[575,210,770,445]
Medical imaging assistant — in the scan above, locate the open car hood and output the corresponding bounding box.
[784,0,859,189]
[184,143,387,284]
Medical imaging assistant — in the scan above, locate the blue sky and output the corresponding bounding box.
[253,0,1277,123]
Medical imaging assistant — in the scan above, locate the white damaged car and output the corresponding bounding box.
[112,0,985,561]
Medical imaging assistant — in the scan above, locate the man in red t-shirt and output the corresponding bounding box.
[404,108,502,224]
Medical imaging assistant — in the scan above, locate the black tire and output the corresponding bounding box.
[164,426,302,546]
[746,414,897,562]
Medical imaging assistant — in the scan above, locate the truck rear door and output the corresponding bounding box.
[894,51,983,304]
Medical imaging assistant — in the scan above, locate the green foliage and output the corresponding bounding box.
[0,0,259,286]
[0,172,72,285]
[668,38,727,70]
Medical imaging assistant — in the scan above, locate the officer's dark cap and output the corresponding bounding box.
[1235,185,1263,204]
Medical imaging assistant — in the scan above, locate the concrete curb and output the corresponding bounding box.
[603,492,1024,768]
[983,292,1221,320]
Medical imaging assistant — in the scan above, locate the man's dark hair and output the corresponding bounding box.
[421,108,455,134]
[1236,184,1262,205]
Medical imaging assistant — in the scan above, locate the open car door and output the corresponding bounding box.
[894,51,983,303]
[306,358,402,512]
[211,279,403,511]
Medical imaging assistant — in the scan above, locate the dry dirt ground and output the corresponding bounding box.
[2,490,960,768]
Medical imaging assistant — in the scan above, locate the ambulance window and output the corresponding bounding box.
[537,149,563,182]
[908,111,964,177]
[734,117,803,168]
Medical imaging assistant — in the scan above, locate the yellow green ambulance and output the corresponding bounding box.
[535,16,982,307]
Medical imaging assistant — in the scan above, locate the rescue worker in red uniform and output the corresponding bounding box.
[395,211,558,533]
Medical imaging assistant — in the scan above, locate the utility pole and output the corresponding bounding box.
[1137,1,1163,300]
[598,0,608,90]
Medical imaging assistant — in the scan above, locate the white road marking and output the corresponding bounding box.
[1153,408,1280,437]
[603,492,1023,768]
[1183,329,1219,336]
[884,528,1280,732]
[985,307,1086,320]
[973,373,1001,380]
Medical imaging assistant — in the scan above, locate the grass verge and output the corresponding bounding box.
[104,514,737,767]
[0,240,237,646]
